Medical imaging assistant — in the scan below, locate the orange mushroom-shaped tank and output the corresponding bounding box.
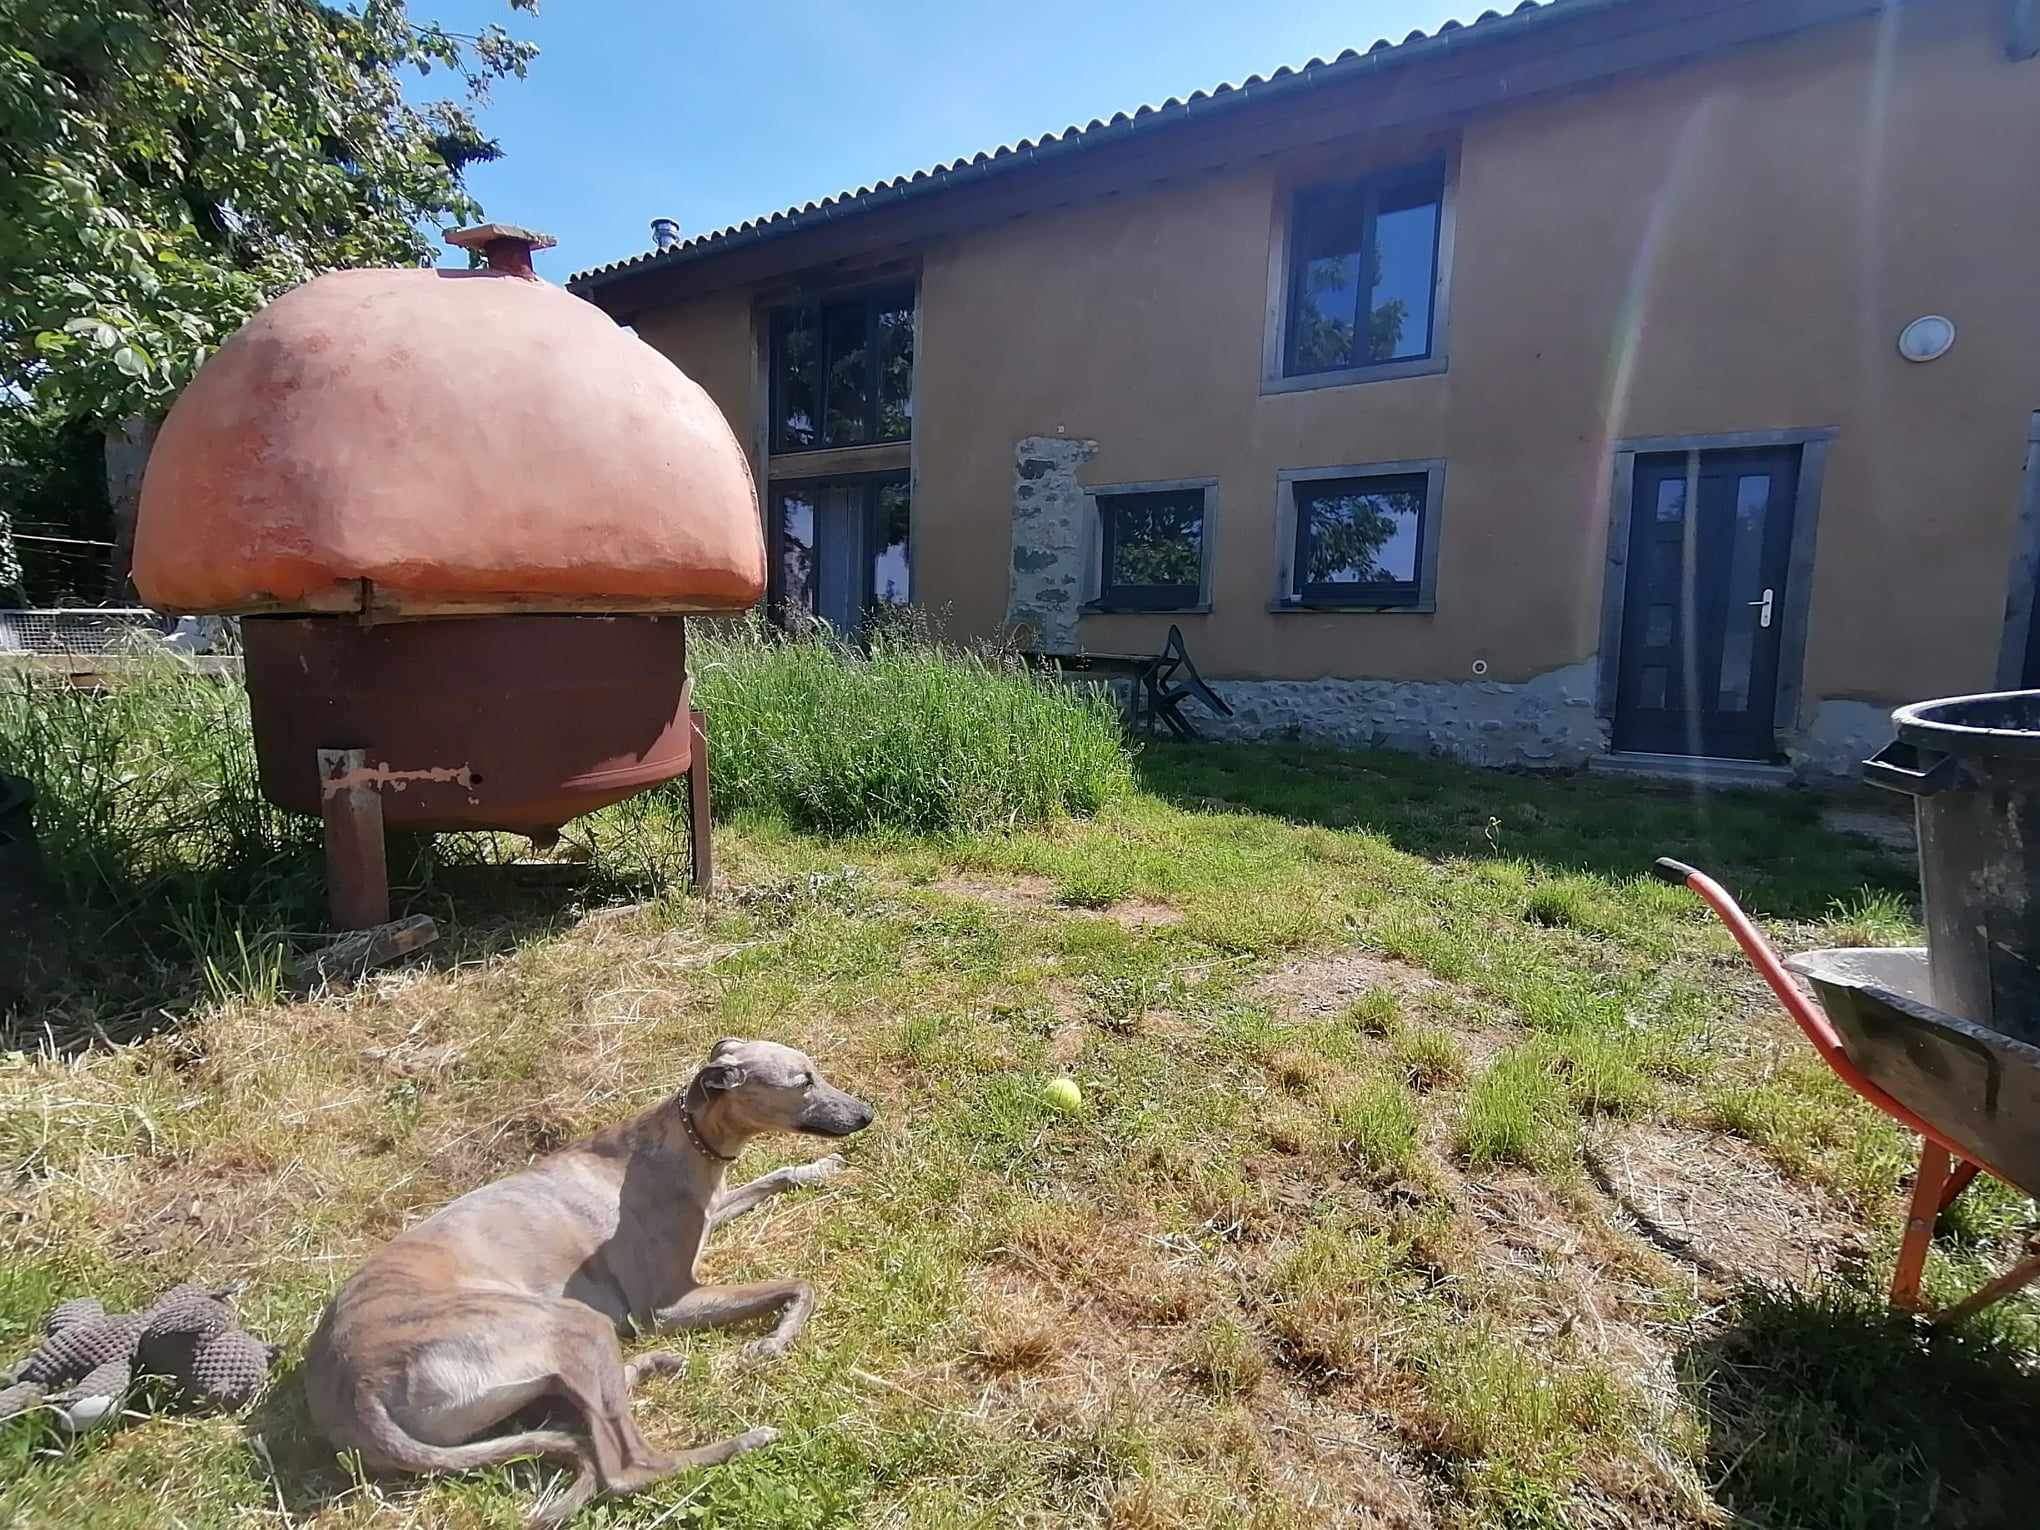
[132,226,763,897]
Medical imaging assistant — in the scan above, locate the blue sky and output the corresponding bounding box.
[418,0,1475,278]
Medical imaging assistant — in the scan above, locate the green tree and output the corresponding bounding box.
[1303,487,1419,586]
[0,411,109,604]
[0,0,539,595]
[1289,249,1408,373]
[1110,500,1202,590]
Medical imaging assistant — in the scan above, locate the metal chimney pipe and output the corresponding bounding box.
[650,217,682,252]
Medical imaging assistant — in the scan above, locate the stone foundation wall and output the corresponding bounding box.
[1194,660,1608,768]
[1173,663,1899,782]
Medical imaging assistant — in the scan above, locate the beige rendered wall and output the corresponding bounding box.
[635,0,2039,719]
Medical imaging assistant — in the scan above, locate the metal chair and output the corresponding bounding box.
[1143,625,1233,739]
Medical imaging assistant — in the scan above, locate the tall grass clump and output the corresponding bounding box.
[0,657,309,909]
[689,619,1134,836]
[0,657,319,1031]
[1458,1045,1572,1170]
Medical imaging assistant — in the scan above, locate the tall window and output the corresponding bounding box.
[769,474,910,631]
[770,286,914,454]
[1092,487,1210,610]
[1283,163,1443,379]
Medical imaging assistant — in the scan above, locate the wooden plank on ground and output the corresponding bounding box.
[288,914,438,992]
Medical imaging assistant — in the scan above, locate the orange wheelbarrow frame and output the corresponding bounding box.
[1655,857,2040,1324]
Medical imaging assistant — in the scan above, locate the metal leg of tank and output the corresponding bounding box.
[318,748,391,931]
[687,709,712,896]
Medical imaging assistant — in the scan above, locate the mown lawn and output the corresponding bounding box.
[5,738,2039,1528]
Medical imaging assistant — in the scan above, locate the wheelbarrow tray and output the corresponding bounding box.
[1786,946,2040,1200]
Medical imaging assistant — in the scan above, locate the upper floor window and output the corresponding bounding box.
[1281,162,1444,380]
[770,286,914,454]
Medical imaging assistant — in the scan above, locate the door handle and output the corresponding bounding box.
[1749,588,1774,629]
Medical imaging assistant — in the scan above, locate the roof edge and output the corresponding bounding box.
[566,0,1625,294]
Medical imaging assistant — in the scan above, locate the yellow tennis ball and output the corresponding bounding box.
[1043,1076,1083,1115]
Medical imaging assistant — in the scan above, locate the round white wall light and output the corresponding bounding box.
[1898,315,1956,363]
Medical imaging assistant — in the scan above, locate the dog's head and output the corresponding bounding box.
[694,1038,875,1139]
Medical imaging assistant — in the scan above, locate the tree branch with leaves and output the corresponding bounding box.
[0,0,540,594]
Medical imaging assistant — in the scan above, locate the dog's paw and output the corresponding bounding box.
[793,1154,848,1185]
[739,1334,794,1365]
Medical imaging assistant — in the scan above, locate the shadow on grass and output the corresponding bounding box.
[1136,740,1913,921]
[240,1360,362,1515]
[3,835,658,1056]
[243,1358,593,1520]
[1683,1283,2040,1529]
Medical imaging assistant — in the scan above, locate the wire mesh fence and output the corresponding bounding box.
[0,608,171,655]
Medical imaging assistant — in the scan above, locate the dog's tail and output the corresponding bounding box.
[347,1391,588,1479]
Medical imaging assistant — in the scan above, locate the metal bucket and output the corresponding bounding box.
[1865,690,2040,1046]
[242,613,692,836]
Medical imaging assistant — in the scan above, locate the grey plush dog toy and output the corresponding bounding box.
[0,1283,276,1432]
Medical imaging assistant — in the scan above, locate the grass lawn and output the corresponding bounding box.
[5,737,2040,1528]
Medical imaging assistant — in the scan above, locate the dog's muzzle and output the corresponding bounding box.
[800,1086,875,1137]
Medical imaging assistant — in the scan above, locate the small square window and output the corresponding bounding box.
[1288,472,1430,607]
[1091,488,1210,611]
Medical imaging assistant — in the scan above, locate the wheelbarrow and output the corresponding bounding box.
[1654,857,2040,1325]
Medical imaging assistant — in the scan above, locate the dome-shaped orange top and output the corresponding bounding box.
[134,266,764,616]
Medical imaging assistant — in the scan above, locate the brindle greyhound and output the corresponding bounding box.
[303,1038,873,1525]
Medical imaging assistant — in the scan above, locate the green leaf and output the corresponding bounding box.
[0,0,537,423]
[62,319,120,349]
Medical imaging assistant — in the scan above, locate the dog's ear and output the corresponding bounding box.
[710,1036,744,1057]
[699,1063,748,1093]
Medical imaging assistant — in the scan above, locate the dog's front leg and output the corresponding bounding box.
[650,1280,817,1362]
[707,1154,846,1231]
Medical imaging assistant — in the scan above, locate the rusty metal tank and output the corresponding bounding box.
[239,614,695,833]
[131,225,763,842]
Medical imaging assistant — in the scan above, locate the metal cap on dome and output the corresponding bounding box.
[445,223,557,279]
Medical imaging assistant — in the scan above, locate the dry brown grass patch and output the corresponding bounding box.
[932,873,1185,929]
[1268,1047,1333,1094]
[1261,1102,1337,1160]
[1249,950,1442,1020]
[1172,1312,1268,1399]
[1584,1120,1864,1289]
[966,1274,1069,1377]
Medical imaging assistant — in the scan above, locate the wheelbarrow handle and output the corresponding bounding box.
[1656,856,2009,1182]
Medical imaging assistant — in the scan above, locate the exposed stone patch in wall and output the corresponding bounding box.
[1005,435,1098,651]
[1195,660,1608,768]
[1785,698,1898,782]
